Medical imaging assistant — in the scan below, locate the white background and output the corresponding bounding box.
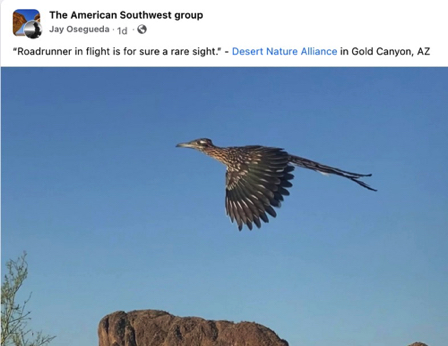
[0,1,446,69]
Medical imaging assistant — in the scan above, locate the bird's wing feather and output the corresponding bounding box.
[225,147,294,231]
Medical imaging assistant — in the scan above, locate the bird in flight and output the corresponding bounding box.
[176,138,376,231]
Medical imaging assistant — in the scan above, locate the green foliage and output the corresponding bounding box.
[1,252,55,346]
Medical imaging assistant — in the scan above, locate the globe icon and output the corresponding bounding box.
[137,25,147,34]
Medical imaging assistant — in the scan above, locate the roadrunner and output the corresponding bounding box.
[177,138,376,230]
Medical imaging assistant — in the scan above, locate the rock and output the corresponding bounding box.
[13,11,27,35]
[408,343,428,346]
[98,309,288,346]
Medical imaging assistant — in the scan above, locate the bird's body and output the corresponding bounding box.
[177,138,375,230]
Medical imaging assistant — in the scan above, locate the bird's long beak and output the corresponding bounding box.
[176,141,195,149]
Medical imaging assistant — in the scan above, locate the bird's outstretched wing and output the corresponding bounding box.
[289,154,376,191]
[225,147,294,231]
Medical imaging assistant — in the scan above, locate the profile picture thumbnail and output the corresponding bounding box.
[13,9,42,39]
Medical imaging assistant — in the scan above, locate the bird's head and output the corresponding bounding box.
[176,138,215,152]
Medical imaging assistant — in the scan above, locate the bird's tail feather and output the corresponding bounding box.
[289,155,377,191]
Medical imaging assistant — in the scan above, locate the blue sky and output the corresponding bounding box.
[2,68,447,346]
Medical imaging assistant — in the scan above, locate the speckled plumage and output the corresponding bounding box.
[177,138,375,231]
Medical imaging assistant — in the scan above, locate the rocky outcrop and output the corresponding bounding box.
[98,310,288,346]
[408,343,428,346]
[13,11,27,34]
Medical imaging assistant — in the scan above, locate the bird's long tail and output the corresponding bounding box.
[289,155,377,191]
